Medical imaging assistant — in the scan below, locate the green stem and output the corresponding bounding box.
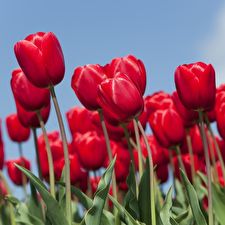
[18,143,27,197]
[133,118,144,178]
[169,150,175,188]
[49,86,71,224]
[198,110,213,225]
[98,109,117,202]
[186,129,195,184]
[0,171,15,225]
[207,130,218,183]
[137,121,156,225]
[36,111,55,199]
[175,145,187,177]
[205,115,225,182]
[32,128,43,180]
[121,123,135,163]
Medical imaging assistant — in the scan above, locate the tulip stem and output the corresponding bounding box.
[133,118,144,178]
[121,123,135,163]
[137,121,156,225]
[32,128,43,180]
[49,85,71,224]
[0,171,15,225]
[207,130,218,183]
[169,150,175,188]
[18,143,27,197]
[205,115,225,182]
[185,129,195,184]
[36,111,55,199]
[175,145,187,177]
[98,109,117,202]
[198,110,213,225]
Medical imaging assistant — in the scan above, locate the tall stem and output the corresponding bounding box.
[138,121,156,225]
[121,123,135,163]
[198,110,213,225]
[49,86,71,224]
[186,129,195,183]
[36,111,55,198]
[32,128,43,180]
[18,143,27,197]
[207,130,218,183]
[98,110,117,201]
[205,115,225,182]
[133,118,143,178]
[175,145,187,177]
[169,150,175,188]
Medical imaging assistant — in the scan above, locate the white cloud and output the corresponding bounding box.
[201,4,225,85]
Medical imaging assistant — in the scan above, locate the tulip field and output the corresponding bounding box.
[1,31,225,225]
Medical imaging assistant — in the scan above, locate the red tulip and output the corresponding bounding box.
[66,106,95,135]
[134,135,169,169]
[97,73,144,125]
[91,111,125,141]
[216,102,225,140]
[173,154,201,182]
[145,91,174,116]
[54,154,88,184]
[216,161,225,187]
[172,91,198,127]
[6,157,31,186]
[175,62,216,111]
[16,100,50,128]
[14,32,65,88]
[75,131,107,171]
[11,68,50,111]
[156,165,169,183]
[106,55,146,95]
[71,64,107,110]
[6,113,30,143]
[149,108,185,148]
[104,141,130,182]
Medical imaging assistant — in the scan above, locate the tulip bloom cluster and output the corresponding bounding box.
[1,30,225,225]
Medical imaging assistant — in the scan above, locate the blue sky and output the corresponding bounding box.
[1,0,225,197]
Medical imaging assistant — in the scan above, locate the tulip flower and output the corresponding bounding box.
[149,108,185,148]
[145,91,174,116]
[104,141,130,182]
[175,62,216,111]
[71,64,107,110]
[14,32,65,88]
[11,68,50,111]
[15,100,50,128]
[106,55,146,95]
[54,154,88,184]
[156,165,169,183]
[6,113,30,143]
[216,102,225,140]
[216,161,225,187]
[6,157,31,186]
[75,131,107,171]
[97,73,144,125]
[172,91,198,127]
[173,154,201,182]
[66,106,95,135]
[134,135,169,168]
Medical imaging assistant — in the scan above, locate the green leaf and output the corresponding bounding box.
[160,187,173,225]
[180,169,207,225]
[15,164,69,225]
[82,157,116,225]
[138,157,151,225]
[27,183,44,221]
[124,163,140,220]
[212,183,225,224]
[109,195,140,225]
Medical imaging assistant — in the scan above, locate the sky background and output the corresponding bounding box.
[1,0,225,197]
